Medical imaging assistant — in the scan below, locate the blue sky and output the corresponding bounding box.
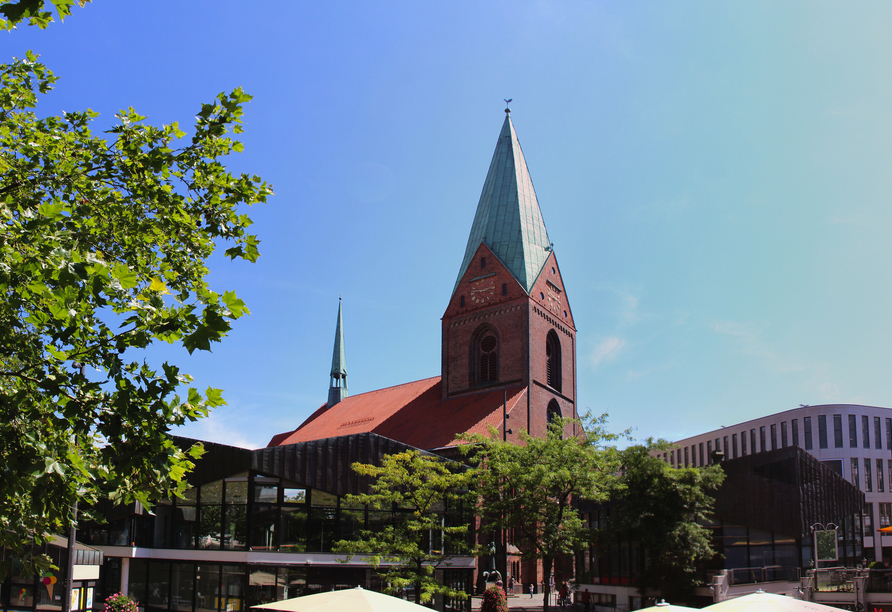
[9,2,892,448]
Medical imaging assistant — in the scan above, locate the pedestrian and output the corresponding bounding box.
[582,588,591,612]
[559,582,568,608]
[508,576,514,593]
[529,583,534,598]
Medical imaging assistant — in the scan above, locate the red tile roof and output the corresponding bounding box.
[268,376,527,450]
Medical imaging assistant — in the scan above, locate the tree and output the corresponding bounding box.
[0,54,271,578]
[462,415,623,612]
[603,441,725,603]
[332,450,477,605]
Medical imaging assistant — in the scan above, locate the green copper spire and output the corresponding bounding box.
[453,112,552,294]
[328,298,348,407]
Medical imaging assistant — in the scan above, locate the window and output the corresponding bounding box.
[781,422,788,448]
[760,426,766,453]
[792,419,799,447]
[481,257,486,268]
[879,459,885,493]
[864,415,871,449]
[850,414,858,448]
[751,429,757,453]
[866,458,873,492]
[880,503,892,528]
[804,417,813,450]
[460,295,465,307]
[691,445,696,467]
[732,434,738,459]
[670,450,675,467]
[502,283,507,296]
[741,432,747,456]
[707,440,713,464]
[818,415,828,449]
[852,458,860,489]
[545,331,562,392]
[547,399,562,430]
[724,436,729,457]
[684,447,690,467]
[470,326,499,385]
[876,417,883,449]
[770,425,777,451]
[699,442,705,466]
[833,415,843,448]
[864,503,873,531]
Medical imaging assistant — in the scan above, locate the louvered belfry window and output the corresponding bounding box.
[479,335,498,382]
[546,331,561,392]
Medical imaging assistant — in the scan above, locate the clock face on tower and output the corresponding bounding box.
[470,278,496,304]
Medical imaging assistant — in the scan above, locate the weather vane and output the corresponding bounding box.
[504,98,512,114]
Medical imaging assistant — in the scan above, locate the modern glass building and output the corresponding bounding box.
[578,446,864,609]
[66,434,475,612]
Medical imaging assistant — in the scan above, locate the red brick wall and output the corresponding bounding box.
[442,247,578,439]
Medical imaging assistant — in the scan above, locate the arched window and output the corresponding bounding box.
[469,325,499,386]
[546,330,561,392]
[547,400,562,436]
[479,335,497,382]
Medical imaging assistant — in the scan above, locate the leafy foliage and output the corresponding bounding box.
[480,585,508,612]
[604,441,725,603]
[462,415,623,612]
[0,0,89,30]
[0,54,271,578]
[332,450,477,605]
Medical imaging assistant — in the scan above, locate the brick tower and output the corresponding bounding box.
[441,110,577,439]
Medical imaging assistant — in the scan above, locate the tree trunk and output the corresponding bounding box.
[543,556,553,612]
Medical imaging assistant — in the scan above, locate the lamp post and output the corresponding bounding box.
[63,362,85,612]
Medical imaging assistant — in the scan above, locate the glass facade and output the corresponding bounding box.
[74,462,474,612]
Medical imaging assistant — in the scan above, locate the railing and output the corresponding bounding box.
[814,568,857,592]
[728,566,800,585]
[866,568,892,593]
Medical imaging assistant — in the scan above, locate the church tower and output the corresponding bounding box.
[328,299,348,407]
[441,111,577,438]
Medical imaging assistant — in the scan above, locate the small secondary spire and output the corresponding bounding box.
[328,298,348,407]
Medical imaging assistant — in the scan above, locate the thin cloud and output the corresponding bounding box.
[592,337,626,368]
[710,320,805,374]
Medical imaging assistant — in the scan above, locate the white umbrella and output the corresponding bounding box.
[252,586,434,612]
[637,601,701,612]
[704,590,843,612]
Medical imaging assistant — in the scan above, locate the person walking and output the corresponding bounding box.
[529,583,534,599]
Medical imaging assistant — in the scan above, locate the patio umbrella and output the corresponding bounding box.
[704,590,842,612]
[637,601,700,612]
[252,586,433,612]
[877,526,892,533]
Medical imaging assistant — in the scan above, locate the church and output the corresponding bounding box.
[269,108,581,453]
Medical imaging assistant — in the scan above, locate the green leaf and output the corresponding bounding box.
[222,291,249,318]
[111,263,138,290]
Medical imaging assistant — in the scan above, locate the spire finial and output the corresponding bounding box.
[504,98,512,114]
